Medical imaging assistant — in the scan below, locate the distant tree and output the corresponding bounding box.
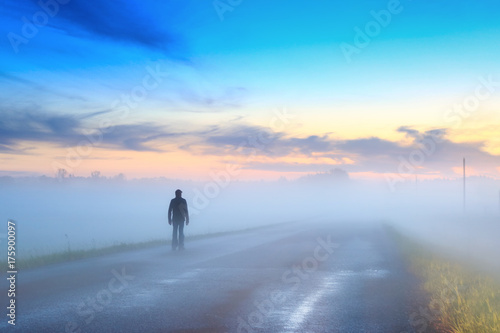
[0,176,14,185]
[56,168,67,180]
[330,168,349,181]
[90,170,101,179]
[113,173,126,181]
[298,168,350,184]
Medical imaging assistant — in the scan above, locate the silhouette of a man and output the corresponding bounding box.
[168,189,189,251]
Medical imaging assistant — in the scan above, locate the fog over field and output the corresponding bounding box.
[2,1,500,331]
[1,170,498,273]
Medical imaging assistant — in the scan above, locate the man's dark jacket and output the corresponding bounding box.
[168,197,188,222]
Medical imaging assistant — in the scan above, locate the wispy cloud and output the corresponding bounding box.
[194,124,500,177]
[0,71,87,102]
[0,144,18,153]
[200,125,334,157]
[0,111,82,148]
[54,0,177,52]
[156,74,249,113]
[335,137,407,157]
[2,110,499,177]
[175,86,248,112]
[101,124,175,152]
[4,0,185,57]
[0,110,177,153]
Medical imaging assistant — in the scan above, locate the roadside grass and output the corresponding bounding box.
[5,239,167,270]
[388,226,500,333]
[0,223,288,270]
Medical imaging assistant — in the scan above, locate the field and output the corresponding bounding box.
[391,226,500,333]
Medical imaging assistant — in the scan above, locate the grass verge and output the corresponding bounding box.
[388,226,500,333]
[0,223,289,270]
[5,239,167,270]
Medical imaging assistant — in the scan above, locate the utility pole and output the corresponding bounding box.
[415,174,418,193]
[463,158,466,214]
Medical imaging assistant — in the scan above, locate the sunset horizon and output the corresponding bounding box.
[2,2,500,332]
[1,0,499,181]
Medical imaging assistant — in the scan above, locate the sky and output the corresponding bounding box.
[1,0,499,181]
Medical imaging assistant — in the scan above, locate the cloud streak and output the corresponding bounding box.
[0,71,87,102]
[1,110,499,177]
[2,0,185,57]
[0,110,176,153]
[53,0,176,52]
[192,124,500,177]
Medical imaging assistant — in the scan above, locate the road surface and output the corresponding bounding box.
[1,221,420,332]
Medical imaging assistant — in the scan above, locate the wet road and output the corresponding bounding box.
[1,221,418,332]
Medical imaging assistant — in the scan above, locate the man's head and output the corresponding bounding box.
[175,189,182,197]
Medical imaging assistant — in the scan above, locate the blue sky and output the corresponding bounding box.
[1,0,499,179]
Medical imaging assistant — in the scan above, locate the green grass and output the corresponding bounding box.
[2,239,167,270]
[388,226,500,333]
[0,223,289,270]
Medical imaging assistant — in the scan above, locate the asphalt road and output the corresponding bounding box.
[1,221,420,333]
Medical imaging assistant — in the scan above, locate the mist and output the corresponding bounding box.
[1,170,499,275]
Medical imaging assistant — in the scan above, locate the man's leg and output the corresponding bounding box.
[172,222,178,250]
[178,221,185,250]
